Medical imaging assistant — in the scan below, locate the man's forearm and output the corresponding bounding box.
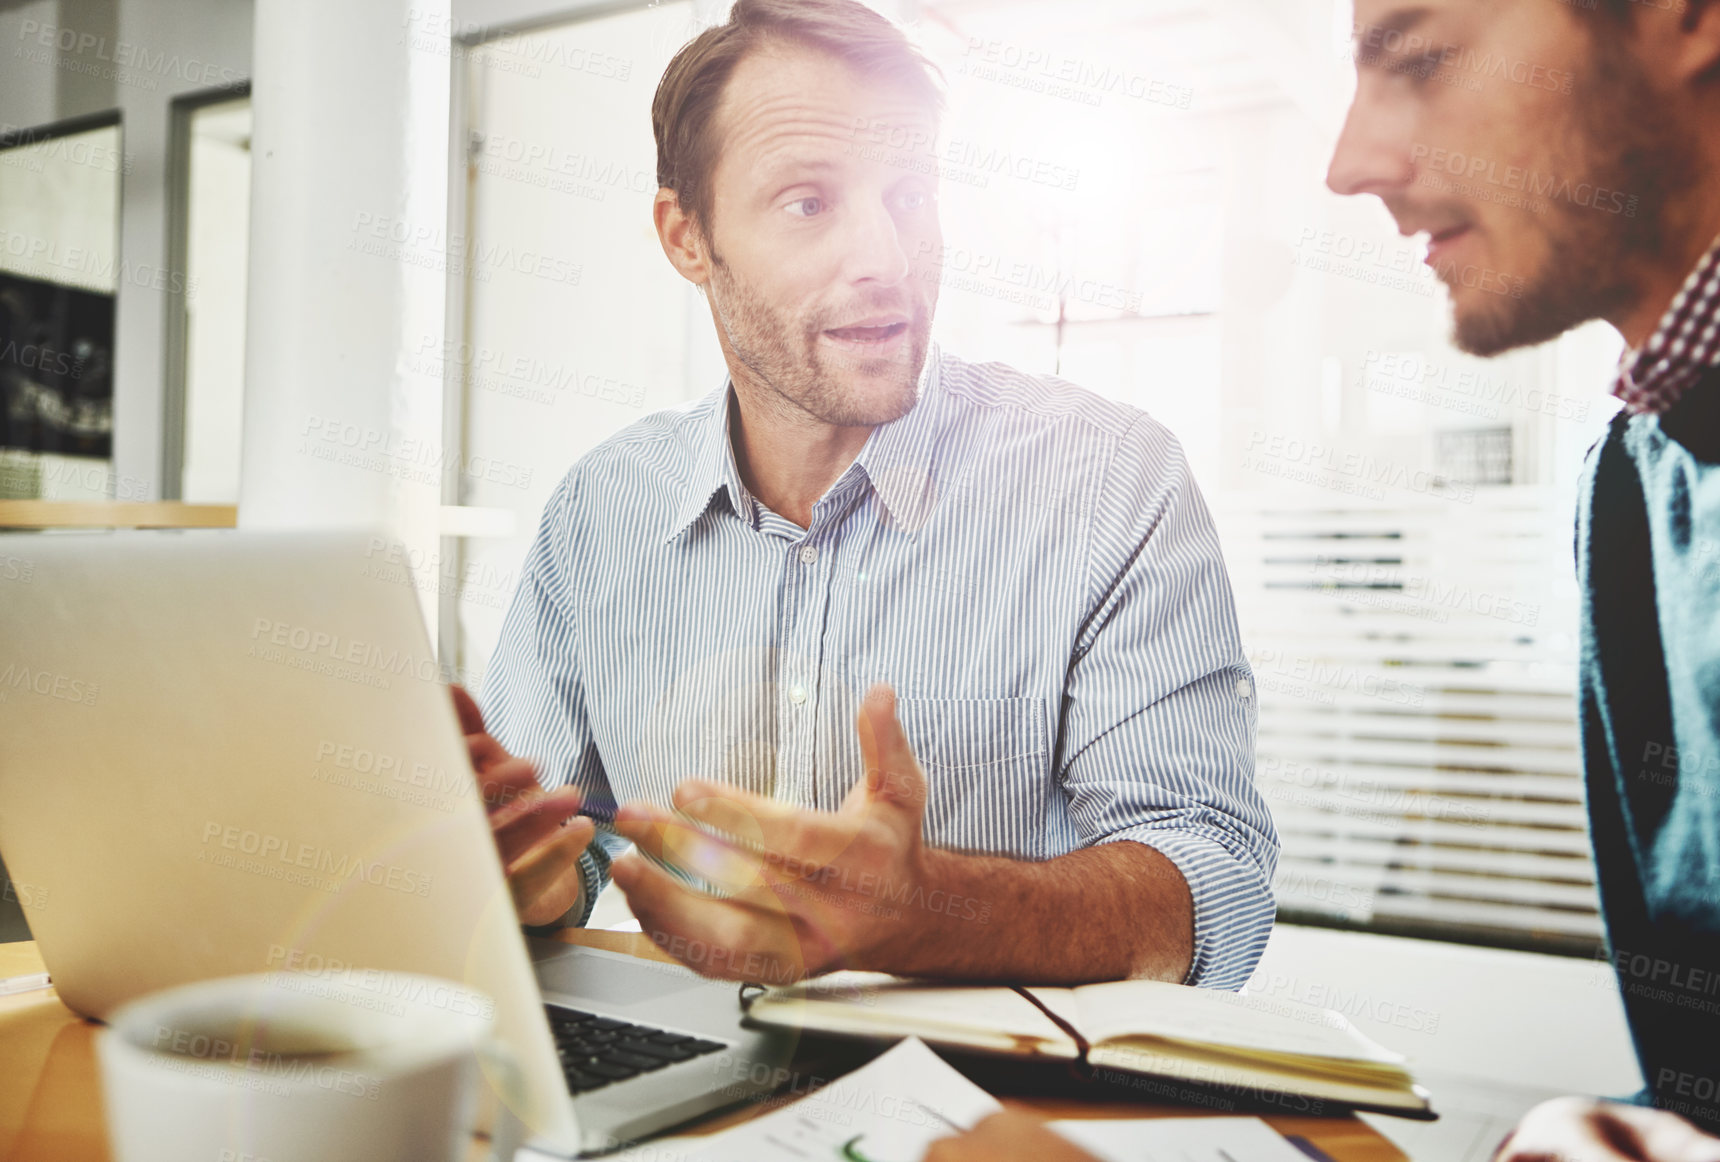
[522,877,587,935]
[868,841,1194,985]
[522,838,609,933]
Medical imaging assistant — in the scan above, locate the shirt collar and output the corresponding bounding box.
[1613,233,1720,415]
[850,343,947,536]
[662,387,755,544]
[662,345,949,544]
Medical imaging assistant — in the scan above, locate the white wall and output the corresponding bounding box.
[452,1,728,684]
[111,0,251,499]
[180,99,250,503]
[0,1,65,131]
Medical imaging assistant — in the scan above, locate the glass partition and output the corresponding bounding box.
[0,118,122,500]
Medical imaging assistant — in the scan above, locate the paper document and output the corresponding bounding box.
[1050,1116,1312,1162]
[604,1037,1000,1162]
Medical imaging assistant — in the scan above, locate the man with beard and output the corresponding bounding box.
[932,0,1720,1159]
[458,0,1277,992]
[1328,3,1720,1159]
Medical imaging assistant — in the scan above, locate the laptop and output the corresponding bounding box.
[0,529,793,1156]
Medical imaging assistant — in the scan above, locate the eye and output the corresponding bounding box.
[786,196,825,218]
[1398,61,1435,90]
[899,190,931,212]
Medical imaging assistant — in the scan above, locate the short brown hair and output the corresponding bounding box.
[651,0,944,232]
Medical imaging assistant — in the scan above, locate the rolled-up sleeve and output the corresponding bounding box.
[1059,416,1278,990]
[482,471,626,926]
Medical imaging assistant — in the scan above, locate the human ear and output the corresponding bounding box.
[654,187,712,286]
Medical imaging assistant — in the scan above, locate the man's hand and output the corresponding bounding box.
[451,684,592,927]
[609,684,933,982]
[1495,1097,1720,1161]
[925,1112,1100,1162]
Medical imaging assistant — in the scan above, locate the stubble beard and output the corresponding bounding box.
[1446,37,1696,357]
[707,251,931,428]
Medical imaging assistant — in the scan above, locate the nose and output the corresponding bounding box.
[841,200,911,287]
[1326,88,1417,199]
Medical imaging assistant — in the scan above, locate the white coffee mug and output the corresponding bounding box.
[98,971,524,1162]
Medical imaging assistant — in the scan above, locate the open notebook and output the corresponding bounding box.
[742,974,1434,1118]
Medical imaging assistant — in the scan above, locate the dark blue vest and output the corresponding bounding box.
[1578,367,1720,1131]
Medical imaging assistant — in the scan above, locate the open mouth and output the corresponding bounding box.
[823,321,910,344]
[1422,223,1475,270]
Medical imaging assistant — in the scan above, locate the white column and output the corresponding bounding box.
[239,0,449,629]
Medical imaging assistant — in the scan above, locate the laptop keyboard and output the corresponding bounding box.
[547,1006,729,1094]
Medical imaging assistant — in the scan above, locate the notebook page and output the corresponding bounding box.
[1072,979,1404,1064]
[767,972,1077,1046]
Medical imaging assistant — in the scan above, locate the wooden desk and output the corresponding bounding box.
[0,501,237,530]
[0,935,1409,1161]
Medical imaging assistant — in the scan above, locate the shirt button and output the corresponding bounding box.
[1236,678,1254,700]
[788,684,808,705]
[798,545,818,565]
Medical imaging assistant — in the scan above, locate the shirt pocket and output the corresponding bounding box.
[893,696,1051,860]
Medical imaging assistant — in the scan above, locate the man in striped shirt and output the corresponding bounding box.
[460,0,1276,991]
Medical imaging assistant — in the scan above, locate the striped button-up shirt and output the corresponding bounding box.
[482,345,1277,988]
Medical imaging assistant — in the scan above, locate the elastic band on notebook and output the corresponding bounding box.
[1010,986,1095,1081]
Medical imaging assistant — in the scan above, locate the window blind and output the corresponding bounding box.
[1213,488,1602,955]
